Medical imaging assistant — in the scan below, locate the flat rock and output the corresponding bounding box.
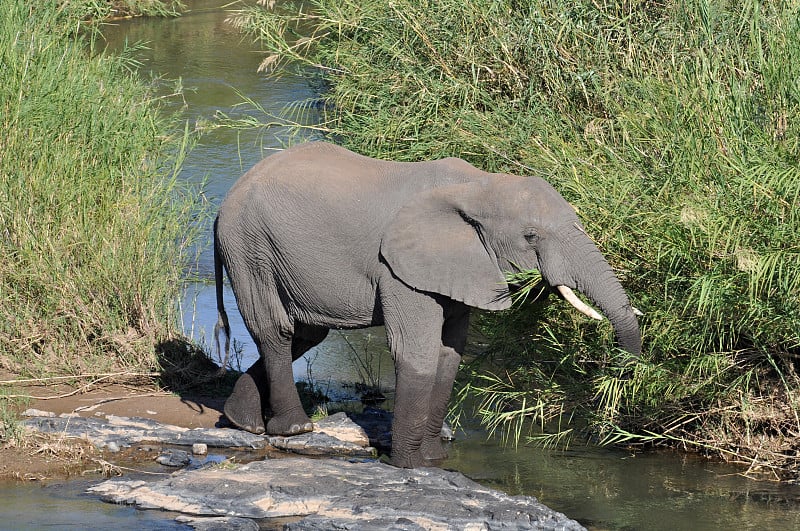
[268,412,376,457]
[314,411,371,446]
[23,413,268,450]
[89,457,585,530]
[268,431,376,457]
[175,515,260,530]
[22,410,377,459]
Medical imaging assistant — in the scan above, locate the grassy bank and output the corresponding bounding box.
[231,0,800,478]
[0,1,201,382]
[63,0,184,20]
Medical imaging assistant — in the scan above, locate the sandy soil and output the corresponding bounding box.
[1,371,231,481]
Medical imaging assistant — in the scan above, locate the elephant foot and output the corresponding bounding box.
[388,451,444,469]
[266,411,314,436]
[388,436,448,468]
[420,436,449,462]
[388,454,418,469]
[223,372,266,435]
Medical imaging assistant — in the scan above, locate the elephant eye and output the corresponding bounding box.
[524,231,539,244]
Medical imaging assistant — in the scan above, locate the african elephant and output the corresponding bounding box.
[214,142,641,468]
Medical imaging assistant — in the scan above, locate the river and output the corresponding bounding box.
[4,2,800,529]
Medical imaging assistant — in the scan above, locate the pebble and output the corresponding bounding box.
[192,443,208,455]
[156,449,191,467]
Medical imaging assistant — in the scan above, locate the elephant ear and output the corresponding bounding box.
[380,182,511,311]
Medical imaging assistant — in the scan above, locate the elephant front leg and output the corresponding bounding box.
[390,367,440,468]
[417,344,462,465]
[381,280,456,468]
[388,344,460,468]
[417,307,469,465]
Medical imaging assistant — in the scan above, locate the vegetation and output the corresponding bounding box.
[0,0,202,384]
[62,0,184,21]
[229,0,800,479]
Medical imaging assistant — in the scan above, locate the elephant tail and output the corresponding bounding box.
[213,216,231,373]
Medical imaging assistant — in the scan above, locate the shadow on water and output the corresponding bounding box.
[5,2,800,529]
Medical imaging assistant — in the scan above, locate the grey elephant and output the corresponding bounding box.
[213,142,641,468]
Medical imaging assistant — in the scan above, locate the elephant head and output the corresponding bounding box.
[380,174,642,357]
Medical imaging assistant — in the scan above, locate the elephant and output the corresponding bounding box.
[213,141,641,468]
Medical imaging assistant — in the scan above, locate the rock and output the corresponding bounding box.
[175,515,260,531]
[192,443,208,455]
[89,457,585,530]
[23,414,268,451]
[314,412,370,446]
[267,412,376,457]
[22,411,379,459]
[269,431,376,457]
[156,449,191,467]
[21,409,55,418]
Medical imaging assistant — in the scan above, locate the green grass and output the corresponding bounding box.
[230,0,800,478]
[0,0,201,380]
[63,0,184,20]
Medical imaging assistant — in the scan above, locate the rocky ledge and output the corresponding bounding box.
[23,409,377,457]
[90,457,584,530]
[23,409,584,530]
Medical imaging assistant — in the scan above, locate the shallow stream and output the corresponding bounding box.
[3,2,800,529]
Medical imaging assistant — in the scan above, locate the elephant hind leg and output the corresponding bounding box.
[224,324,329,436]
[224,360,268,434]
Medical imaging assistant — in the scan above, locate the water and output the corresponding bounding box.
[4,2,800,529]
[0,479,185,530]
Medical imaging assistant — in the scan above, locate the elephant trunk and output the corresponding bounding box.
[581,280,642,358]
[542,230,642,358]
[574,252,642,357]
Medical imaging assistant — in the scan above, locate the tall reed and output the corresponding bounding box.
[0,1,200,377]
[230,0,800,478]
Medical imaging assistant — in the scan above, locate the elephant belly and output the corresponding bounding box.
[281,274,381,329]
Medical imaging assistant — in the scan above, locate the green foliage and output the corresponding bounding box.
[61,0,184,21]
[230,0,800,477]
[0,0,201,377]
[0,388,27,445]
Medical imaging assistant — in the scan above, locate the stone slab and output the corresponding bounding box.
[89,457,585,530]
[23,412,268,450]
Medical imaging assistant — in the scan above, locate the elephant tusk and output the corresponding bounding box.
[632,306,644,316]
[557,285,603,321]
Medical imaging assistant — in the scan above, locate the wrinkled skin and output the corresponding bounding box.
[214,142,641,468]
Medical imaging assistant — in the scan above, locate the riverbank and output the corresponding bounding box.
[0,370,228,481]
[0,0,211,475]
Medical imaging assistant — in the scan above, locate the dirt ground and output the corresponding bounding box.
[0,371,230,482]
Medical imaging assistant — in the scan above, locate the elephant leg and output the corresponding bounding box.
[419,304,470,465]
[224,358,269,434]
[381,283,447,468]
[221,269,314,436]
[254,328,316,436]
[223,324,329,435]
